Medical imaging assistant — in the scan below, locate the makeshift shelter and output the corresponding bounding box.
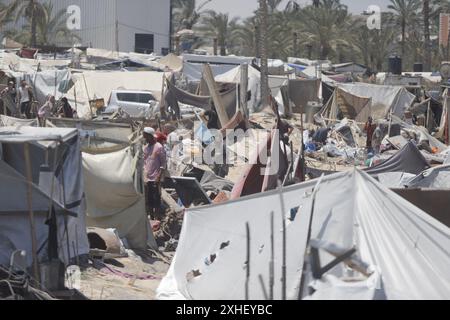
[157,169,450,300]
[215,65,261,113]
[65,70,167,119]
[0,126,89,268]
[321,83,416,122]
[365,142,430,176]
[82,147,157,250]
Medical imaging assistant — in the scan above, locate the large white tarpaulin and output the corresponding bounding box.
[157,169,450,300]
[66,70,167,119]
[337,83,416,119]
[0,126,89,267]
[82,147,157,249]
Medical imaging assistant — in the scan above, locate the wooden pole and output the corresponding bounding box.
[245,222,250,300]
[202,63,230,127]
[269,211,274,300]
[24,142,41,284]
[240,63,249,120]
[279,185,287,300]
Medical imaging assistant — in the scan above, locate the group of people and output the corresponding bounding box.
[364,117,383,155]
[0,80,77,122]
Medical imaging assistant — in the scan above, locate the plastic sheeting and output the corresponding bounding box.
[337,83,415,119]
[365,142,430,175]
[215,65,261,113]
[157,169,450,300]
[65,71,167,119]
[407,165,450,189]
[0,126,89,267]
[82,147,157,250]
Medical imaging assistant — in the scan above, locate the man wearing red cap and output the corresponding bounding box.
[143,127,167,219]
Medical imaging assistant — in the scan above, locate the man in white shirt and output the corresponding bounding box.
[17,80,33,119]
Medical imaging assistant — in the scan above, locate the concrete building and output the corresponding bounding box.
[3,0,171,54]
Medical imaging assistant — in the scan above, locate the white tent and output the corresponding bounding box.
[0,126,89,267]
[65,70,167,119]
[82,147,157,250]
[157,169,450,300]
[215,65,261,113]
[337,83,416,119]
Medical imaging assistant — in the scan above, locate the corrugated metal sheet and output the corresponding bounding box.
[1,0,170,53]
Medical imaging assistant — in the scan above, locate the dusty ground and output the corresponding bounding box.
[79,250,174,300]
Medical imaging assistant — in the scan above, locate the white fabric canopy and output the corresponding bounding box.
[157,169,450,300]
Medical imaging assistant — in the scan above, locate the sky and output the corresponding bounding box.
[203,0,391,19]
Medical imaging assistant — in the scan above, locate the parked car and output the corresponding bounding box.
[104,89,159,118]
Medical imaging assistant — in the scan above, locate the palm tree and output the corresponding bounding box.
[197,10,238,55]
[297,0,353,60]
[423,0,431,71]
[7,0,47,47]
[388,0,421,58]
[259,0,270,107]
[5,2,80,46]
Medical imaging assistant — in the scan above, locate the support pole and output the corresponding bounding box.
[203,64,230,127]
[278,185,287,300]
[240,63,249,120]
[24,142,40,284]
[269,211,274,300]
[245,222,251,300]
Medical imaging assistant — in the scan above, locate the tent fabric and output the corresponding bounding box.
[215,65,261,113]
[288,79,321,113]
[0,126,89,267]
[165,80,237,120]
[183,62,236,83]
[376,172,416,188]
[407,164,450,189]
[82,147,157,249]
[0,115,38,127]
[158,53,183,72]
[157,169,450,300]
[337,83,415,119]
[365,142,430,176]
[65,71,167,119]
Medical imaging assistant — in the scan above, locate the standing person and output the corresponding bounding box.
[275,117,294,145]
[38,95,55,126]
[200,101,220,130]
[0,81,17,116]
[143,127,167,220]
[372,123,383,155]
[17,80,34,119]
[58,97,75,118]
[364,116,376,153]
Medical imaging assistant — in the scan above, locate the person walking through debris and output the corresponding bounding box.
[143,127,167,220]
[17,80,33,119]
[57,97,75,119]
[364,116,376,153]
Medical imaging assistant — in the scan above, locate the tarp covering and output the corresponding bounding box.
[288,79,321,113]
[365,142,430,175]
[82,147,157,250]
[157,169,450,300]
[0,115,38,127]
[376,172,416,188]
[407,164,450,189]
[66,71,167,119]
[0,126,89,267]
[165,80,237,119]
[337,83,416,119]
[215,65,261,113]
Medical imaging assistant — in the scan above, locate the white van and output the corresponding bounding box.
[104,90,159,118]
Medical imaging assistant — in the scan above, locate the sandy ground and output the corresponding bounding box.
[78,250,174,300]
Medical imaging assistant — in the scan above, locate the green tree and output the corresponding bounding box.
[387,0,421,58]
[7,0,47,47]
[197,10,238,55]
